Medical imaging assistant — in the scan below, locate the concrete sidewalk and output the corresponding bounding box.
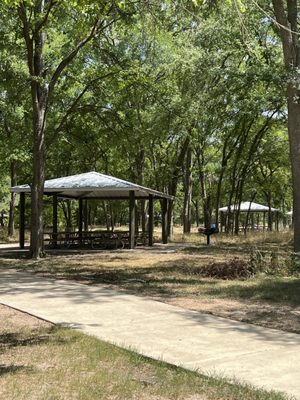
[0,268,299,399]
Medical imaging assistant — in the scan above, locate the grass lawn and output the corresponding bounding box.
[0,304,290,400]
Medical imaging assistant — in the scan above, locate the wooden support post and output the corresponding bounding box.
[168,199,174,240]
[52,195,58,247]
[129,191,135,249]
[79,199,83,244]
[162,198,168,244]
[263,211,266,231]
[135,203,139,235]
[148,194,154,246]
[19,192,25,249]
[84,200,88,231]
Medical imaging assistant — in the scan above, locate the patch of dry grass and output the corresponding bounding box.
[172,229,293,248]
[0,304,288,400]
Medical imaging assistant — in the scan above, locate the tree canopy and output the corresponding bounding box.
[0,0,295,256]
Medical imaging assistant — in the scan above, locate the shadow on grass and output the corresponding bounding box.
[11,256,299,306]
[0,364,33,376]
[0,326,59,350]
[202,278,300,306]
[0,250,29,260]
[1,247,299,306]
[0,325,75,352]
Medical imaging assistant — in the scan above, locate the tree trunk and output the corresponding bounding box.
[30,107,46,258]
[167,137,190,238]
[287,84,300,248]
[267,195,273,231]
[103,202,110,231]
[193,199,200,227]
[196,146,211,228]
[8,161,17,237]
[183,147,193,233]
[272,0,300,251]
[63,200,73,230]
[18,2,102,258]
[109,203,115,232]
[215,167,225,227]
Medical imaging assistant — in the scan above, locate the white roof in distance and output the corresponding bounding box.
[10,171,173,200]
[219,201,278,213]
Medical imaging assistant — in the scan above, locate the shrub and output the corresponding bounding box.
[288,252,300,275]
[249,248,265,272]
[200,258,256,280]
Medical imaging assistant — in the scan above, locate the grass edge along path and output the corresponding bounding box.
[0,304,292,400]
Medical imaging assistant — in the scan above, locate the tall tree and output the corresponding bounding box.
[13,0,130,257]
[270,0,300,250]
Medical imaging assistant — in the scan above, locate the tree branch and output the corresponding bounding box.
[272,0,295,69]
[18,2,34,75]
[47,19,99,98]
[53,71,118,136]
[33,0,59,36]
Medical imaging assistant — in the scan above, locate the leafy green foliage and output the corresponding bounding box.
[0,0,292,233]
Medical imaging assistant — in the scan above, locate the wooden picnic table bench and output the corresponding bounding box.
[44,230,148,249]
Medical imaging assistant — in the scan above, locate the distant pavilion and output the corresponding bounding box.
[219,201,279,231]
[10,172,174,249]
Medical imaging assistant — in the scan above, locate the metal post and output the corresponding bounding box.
[52,195,58,247]
[162,198,168,244]
[207,234,210,245]
[19,192,25,249]
[148,194,154,246]
[129,191,135,249]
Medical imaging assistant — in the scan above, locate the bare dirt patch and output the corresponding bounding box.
[0,303,51,331]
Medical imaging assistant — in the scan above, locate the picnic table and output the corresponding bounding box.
[44,230,149,249]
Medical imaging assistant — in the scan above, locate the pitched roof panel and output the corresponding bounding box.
[10,172,173,200]
[219,201,278,213]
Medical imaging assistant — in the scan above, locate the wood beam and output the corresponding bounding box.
[148,194,154,246]
[79,198,83,244]
[135,203,139,235]
[52,194,58,247]
[45,193,164,201]
[129,191,135,249]
[162,198,168,244]
[78,199,83,232]
[84,199,88,230]
[19,192,25,249]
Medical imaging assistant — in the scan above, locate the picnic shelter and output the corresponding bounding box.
[219,201,279,231]
[10,172,174,250]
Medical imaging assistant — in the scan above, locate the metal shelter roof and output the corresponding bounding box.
[219,201,278,213]
[10,171,174,200]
